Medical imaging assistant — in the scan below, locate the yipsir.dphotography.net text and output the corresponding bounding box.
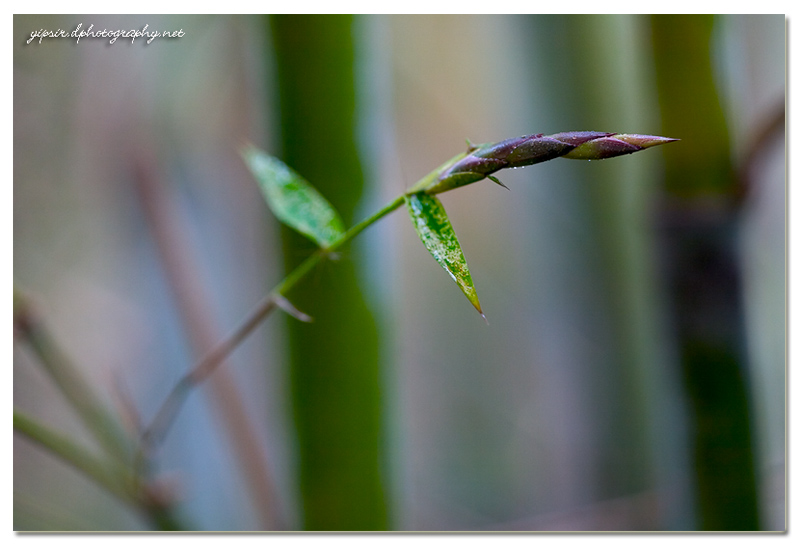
[26,22,184,45]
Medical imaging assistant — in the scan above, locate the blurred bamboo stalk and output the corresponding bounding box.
[268,14,389,530]
[565,14,661,506]
[738,101,785,203]
[14,410,185,530]
[131,151,284,530]
[14,492,91,531]
[13,289,132,464]
[14,410,137,506]
[14,290,188,530]
[526,15,662,524]
[650,14,761,530]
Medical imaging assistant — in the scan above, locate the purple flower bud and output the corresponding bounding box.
[407,131,678,194]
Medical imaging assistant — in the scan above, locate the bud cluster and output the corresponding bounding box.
[409,131,678,195]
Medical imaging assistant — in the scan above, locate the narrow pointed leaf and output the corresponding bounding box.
[242,146,345,248]
[405,193,483,317]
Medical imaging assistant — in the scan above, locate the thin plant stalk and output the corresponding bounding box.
[14,410,185,531]
[14,410,137,505]
[141,195,405,448]
[13,291,132,463]
[132,153,283,530]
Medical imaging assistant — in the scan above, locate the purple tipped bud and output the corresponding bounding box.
[408,131,678,195]
[428,134,574,193]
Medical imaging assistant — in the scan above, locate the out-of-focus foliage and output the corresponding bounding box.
[13,14,784,531]
[651,14,772,530]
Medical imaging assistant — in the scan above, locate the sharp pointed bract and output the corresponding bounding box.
[273,294,313,323]
[488,175,510,190]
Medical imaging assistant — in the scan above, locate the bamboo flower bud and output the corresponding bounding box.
[410,132,677,195]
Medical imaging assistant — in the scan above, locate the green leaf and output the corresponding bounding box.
[242,146,345,248]
[405,193,484,318]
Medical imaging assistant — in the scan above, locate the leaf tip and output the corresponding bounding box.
[470,296,486,322]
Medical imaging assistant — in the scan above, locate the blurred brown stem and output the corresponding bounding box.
[737,101,785,205]
[131,151,284,530]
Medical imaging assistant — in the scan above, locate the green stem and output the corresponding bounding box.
[15,410,187,531]
[14,290,132,463]
[13,492,90,531]
[14,410,137,506]
[273,195,405,295]
[141,194,406,449]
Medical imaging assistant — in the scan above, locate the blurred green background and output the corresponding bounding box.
[13,14,785,531]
